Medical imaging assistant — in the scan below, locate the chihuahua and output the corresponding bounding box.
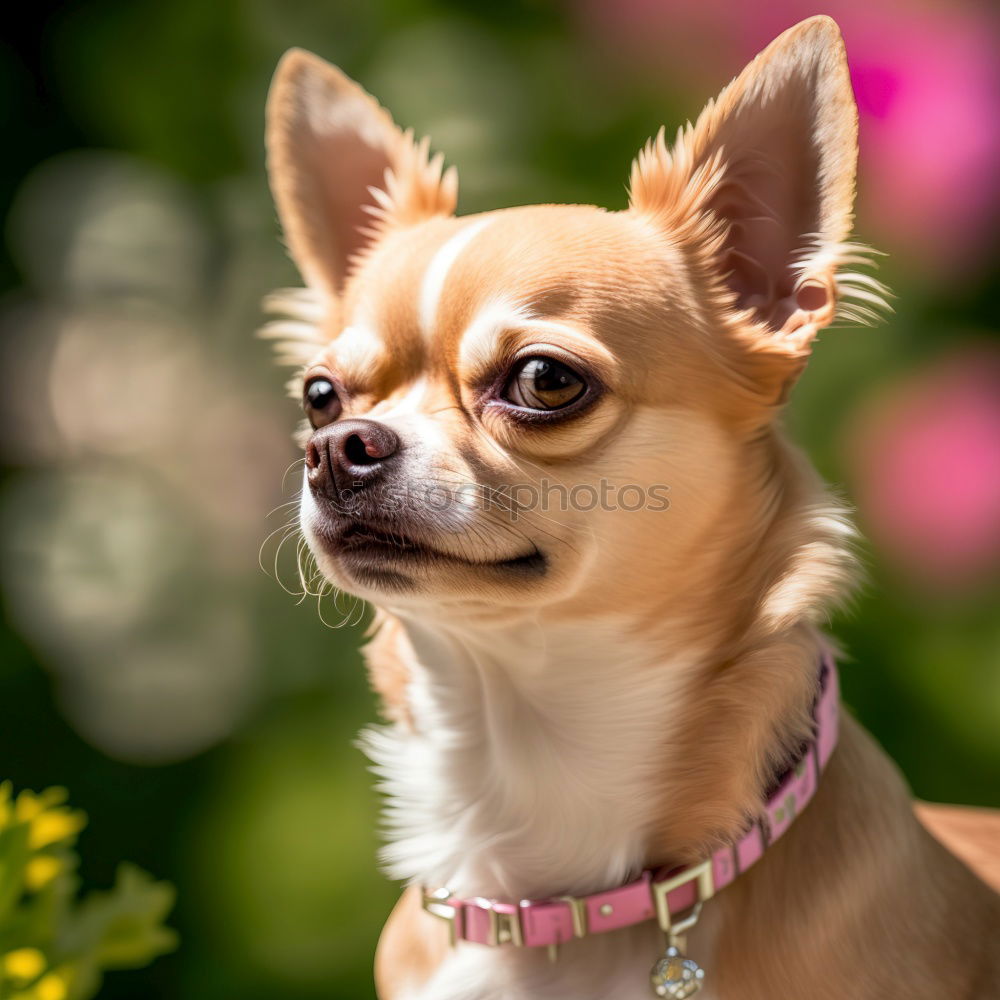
[263,16,1000,1000]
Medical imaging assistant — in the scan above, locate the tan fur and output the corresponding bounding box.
[263,15,1000,1000]
[918,803,1000,894]
[708,715,1000,998]
[377,718,1000,999]
[266,48,456,297]
[375,885,449,999]
[365,611,415,728]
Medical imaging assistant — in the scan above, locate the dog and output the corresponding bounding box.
[262,16,1000,999]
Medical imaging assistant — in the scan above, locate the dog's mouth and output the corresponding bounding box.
[316,520,547,575]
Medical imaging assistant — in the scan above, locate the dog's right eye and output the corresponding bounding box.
[502,357,586,411]
[303,376,341,428]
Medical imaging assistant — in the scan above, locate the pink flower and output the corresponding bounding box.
[846,347,1000,589]
[842,5,1000,278]
[573,0,1000,277]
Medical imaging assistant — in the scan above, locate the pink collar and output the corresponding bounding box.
[421,656,839,961]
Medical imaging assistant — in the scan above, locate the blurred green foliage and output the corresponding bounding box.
[1,1,998,999]
[0,784,176,1000]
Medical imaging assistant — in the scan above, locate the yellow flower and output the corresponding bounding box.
[24,856,64,891]
[0,784,173,1000]
[27,808,86,851]
[14,788,57,823]
[5,787,86,850]
[2,947,46,984]
[33,969,72,1000]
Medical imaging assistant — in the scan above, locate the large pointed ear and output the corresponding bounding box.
[630,17,887,367]
[265,49,458,298]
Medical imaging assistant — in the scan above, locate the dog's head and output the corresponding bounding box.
[265,16,883,616]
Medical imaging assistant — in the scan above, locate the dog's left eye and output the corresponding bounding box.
[502,357,586,410]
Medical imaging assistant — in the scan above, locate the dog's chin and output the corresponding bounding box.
[304,517,548,601]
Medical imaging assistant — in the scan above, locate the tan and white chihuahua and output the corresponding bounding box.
[263,16,1000,1000]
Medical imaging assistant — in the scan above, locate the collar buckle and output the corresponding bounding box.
[421,887,462,947]
[472,899,524,947]
[651,859,715,941]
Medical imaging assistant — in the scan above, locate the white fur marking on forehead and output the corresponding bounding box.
[418,217,494,338]
[458,298,535,373]
[333,323,384,374]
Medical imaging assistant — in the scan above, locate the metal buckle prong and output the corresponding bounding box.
[557,895,589,938]
[486,906,524,947]
[422,887,462,948]
[650,860,715,937]
[476,899,524,948]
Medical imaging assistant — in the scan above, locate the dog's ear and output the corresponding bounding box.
[630,17,885,398]
[266,49,458,298]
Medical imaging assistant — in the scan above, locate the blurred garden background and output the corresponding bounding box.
[1,0,999,996]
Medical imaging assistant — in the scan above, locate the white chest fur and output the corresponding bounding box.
[360,614,718,999]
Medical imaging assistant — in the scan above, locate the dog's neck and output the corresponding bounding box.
[361,434,854,904]
[364,609,710,900]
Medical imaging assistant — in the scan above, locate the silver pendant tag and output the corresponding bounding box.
[649,944,705,998]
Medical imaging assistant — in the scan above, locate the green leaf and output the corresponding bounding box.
[56,863,178,969]
[65,956,102,1000]
[11,866,80,952]
[0,821,30,922]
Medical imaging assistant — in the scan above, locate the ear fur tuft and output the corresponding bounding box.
[629,17,887,344]
[265,48,457,299]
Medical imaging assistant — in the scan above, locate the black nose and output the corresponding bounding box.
[306,419,400,496]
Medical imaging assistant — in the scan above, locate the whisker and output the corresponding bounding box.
[258,520,297,577]
[281,458,307,494]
